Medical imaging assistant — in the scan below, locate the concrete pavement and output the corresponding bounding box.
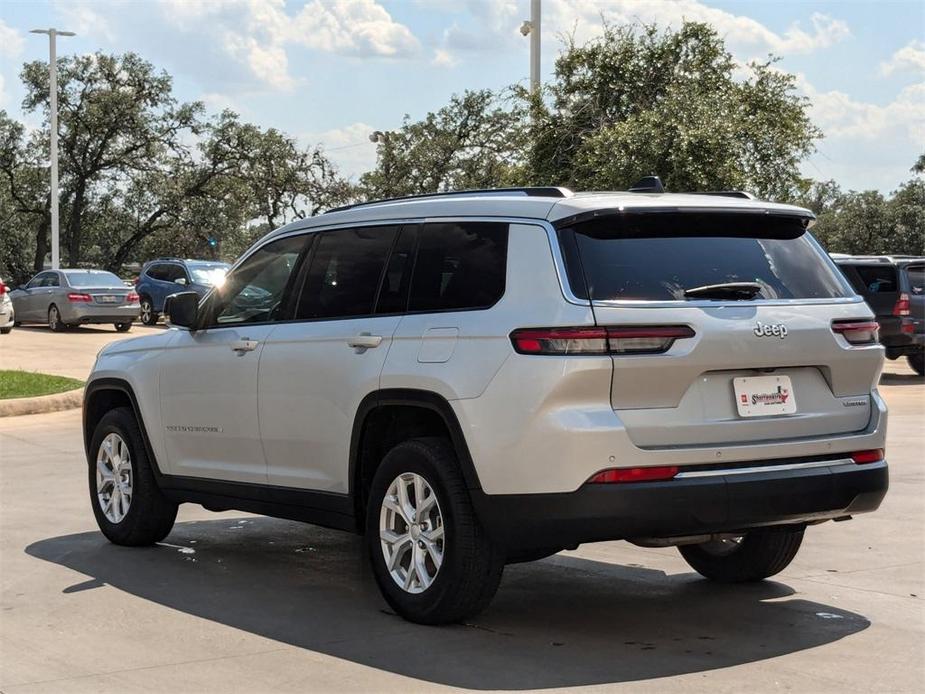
[0,329,923,692]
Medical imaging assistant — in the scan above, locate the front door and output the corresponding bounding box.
[158,234,307,483]
[260,224,410,492]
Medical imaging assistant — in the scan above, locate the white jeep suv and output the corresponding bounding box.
[84,184,889,624]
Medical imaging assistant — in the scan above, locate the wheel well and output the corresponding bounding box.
[353,405,452,521]
[84,388,133,452]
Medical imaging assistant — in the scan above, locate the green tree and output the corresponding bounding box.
[529,21,819,197]
[360,90,528,198]
[20,52,201,267]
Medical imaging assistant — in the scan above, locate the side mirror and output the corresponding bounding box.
[164,291,199,329]
[175,277,187,286]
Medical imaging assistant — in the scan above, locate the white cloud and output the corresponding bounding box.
[0,19,25,59]
[880,40,925,77]
[432,48,458,68]
[435,0,851,67]
[159,0,420,91]
[54,0,116,42]
[303,121,379,180]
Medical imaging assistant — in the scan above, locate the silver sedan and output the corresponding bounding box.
[9,269,140,332]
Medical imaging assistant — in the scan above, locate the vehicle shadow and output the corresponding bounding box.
[26,517,869,690]
[880,371,924,386]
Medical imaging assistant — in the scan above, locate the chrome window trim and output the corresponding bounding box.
[674,458,858,479]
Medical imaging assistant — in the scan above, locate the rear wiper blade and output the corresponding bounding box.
[683,282,763,300]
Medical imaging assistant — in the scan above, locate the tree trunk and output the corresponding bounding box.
[65,179,86,267]
[32,212,50,273]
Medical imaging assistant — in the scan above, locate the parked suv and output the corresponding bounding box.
[135,258,229,325]
[84,186,888,624]
[832,255,925,375]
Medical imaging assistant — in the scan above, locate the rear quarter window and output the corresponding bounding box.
[851,265,898,294]
[905,265,924,296]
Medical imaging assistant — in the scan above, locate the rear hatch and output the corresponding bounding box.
[556,209,882,449]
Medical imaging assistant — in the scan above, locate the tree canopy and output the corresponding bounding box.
[0,52,351,284]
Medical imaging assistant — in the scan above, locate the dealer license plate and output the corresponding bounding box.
[733,375,797,417]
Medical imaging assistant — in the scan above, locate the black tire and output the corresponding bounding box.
[48,304,66,332]
[114,322,132,332]
[908,352,924,376]
[139,297,158,326]
[366,437,504,625]
[89,407,177,546]
[679,526,805,583]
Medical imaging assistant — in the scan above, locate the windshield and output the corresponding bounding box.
[188,264,229,286]
[65,271,125,288]
[558,212,850,302]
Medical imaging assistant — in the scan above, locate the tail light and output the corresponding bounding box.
[133,277,140,286]
[126,292,139,303]
[892,293,910,317]
[832,320,879,345]
[0,281,7,295]
[851,449,884,464]
[510,325,695,355]
[67,292,92,302]
[588,466,679,483]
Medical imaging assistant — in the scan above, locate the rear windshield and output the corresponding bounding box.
[65,271,124,287]
[558,212,849,302]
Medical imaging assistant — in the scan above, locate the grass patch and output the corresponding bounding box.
[0,370,84,400]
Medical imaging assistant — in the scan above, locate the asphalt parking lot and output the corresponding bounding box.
[1,326,923,692]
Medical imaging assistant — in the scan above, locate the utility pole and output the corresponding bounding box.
[520,0,541,93]
[30,28,75,270]
[530,0,541,92]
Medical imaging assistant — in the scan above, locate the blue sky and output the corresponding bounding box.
[1,0,923,193]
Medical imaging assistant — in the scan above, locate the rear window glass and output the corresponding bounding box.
[559,212,848,302]
[851,266,898,294]
[65,271,124,287]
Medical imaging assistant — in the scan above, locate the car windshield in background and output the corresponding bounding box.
[559,212,849,302]
[65,271,125,287]
[189,265,229,286]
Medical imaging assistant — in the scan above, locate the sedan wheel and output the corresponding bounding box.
[48,304,66,332]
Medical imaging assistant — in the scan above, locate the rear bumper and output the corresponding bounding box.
[61,304,140,323]
[472,458,888,551]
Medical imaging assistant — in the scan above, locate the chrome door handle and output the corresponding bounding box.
[347,333,383,349]
[231,339,259,353]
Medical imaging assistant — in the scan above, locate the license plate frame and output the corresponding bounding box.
[733,375,797,417]
[96,295,119,304]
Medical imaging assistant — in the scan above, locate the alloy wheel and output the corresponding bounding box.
[96,432,133,523]
[379,472,445,594]
[48,306,58,330]
[140,300,152,324]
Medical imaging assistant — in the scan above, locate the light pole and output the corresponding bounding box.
[520,0,541,92]
[30,28,75,270]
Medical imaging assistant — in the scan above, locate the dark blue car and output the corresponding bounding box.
[135,259,230,325]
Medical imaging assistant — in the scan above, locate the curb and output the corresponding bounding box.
[0,387,84,417]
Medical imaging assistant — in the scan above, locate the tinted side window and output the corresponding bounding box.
[906,265,925,296]
[296,226,398,320]
[207,235,306,326]
[164,264,187,283]
[26,273,47,289]
[854,265,897,294]
[376,225,419,314]
[43,273,60,288]
[145,264,167,281]
[409,222,508,312]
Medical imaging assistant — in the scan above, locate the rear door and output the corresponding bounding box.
[557,211,880,449]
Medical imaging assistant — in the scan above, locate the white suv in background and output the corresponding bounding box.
[83,184,889,624]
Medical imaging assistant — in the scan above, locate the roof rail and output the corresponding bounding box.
[325,187,574,214]
[628,176,664,193]
[687,190,756,200]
